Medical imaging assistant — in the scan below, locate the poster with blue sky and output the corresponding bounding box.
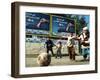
[25,12,90,37]
[52,15,75,37]
[26,12,50,35]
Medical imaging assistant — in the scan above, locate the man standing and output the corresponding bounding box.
[45,37,54,56]
[77,27,90,60]
[67,33,76,60]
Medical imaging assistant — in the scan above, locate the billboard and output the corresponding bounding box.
[26,12,50,35]
[52,15,75,37]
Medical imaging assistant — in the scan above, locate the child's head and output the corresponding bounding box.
[70,33,73,37]
[58,41,62,44]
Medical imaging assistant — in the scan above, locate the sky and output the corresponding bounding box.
[84,15,90,30]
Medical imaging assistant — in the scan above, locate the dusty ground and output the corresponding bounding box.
[25,42,89,67]
[26,56,89,67]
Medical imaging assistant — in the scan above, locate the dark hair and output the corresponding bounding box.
[58,41,62,44]
[85,30,90,38]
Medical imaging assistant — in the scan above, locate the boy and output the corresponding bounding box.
[67,33,76,60]
[55,41,62,58]
[45,37,54,56]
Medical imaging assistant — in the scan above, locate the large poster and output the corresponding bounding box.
[26,12,50,35]
[25,13,90,67]
[52,15,75,37]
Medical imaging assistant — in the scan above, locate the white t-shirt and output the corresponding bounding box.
[67,36,75,47]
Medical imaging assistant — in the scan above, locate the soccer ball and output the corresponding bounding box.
[37,52,51,66]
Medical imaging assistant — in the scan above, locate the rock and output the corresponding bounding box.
[37,52,51,66]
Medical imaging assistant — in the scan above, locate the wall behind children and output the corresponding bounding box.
[0,0,99,80]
